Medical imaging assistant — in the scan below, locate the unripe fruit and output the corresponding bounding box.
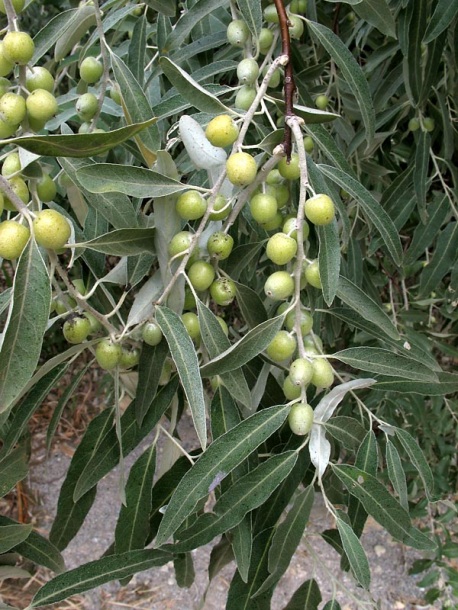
[176,190,207,220]
[80,56,103,84]
[283,217,310,241]
[289,358,313,386]
[159,358,172,385]
[315,94,329,110]
[0,77,10,97]
[227,19,250,47]
[187,260,215,291]
[73,279,86,295]
[36,173,57,202]
[264,4,280,22]
[210,277,236,306]
[249,193,278,224]
[2,152,21,177]
[266,183,290,208]
[4,176,29,210]
[259,27,274,53]
[267,67,281,88]
[235,85,256,111]
[33,209,71,250]
[54,296,76,315]
[142,321,163,346]
[183,286,196,310]
[207,231,234,260]
[290,0,307,13]
[266,169,283,186]
[209,194,230,220]
[288,403,314,435]
[0,93,26,125]
[3,32,34,65]
[119,347,140,369]
[304,260,321,289]
[84,312,102,334]
[181,311,200,342]
[76,92,98,122]
[217,316,229,336]
[303,136,314,153]
[408,117,420,132]
[278,153,301,180]
[283,375,302,400]
[110,85,122,105]
[304,193,335,226]
[288,14,304,39]
[26,67,54,92]
[26,89,58,123]
[205,114,239,148]
[311,358,334,388]
[259,211,283,232]
[284,309,313,335]
[266,330,297,362]
[0,43,14,77]
[63,315,91,344]
[95,339,122,370]
[423,117,435,132]
[226,152,257,187]
[266,232,297,265]
[303,334,323,352]
[0,220,30,259]
[0,0,25,13]
[264,271,294,300]
[237,58,259,85]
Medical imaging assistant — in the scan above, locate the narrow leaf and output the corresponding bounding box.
[395,428,435,500]
[336,517,371,589]
[332,347,438,381]
[306,20,375,143]
[320,165,402,265]
[0,240,51,413]
[354,0,396,38]
[237,0,262,38]
[75,228,156,256]
[200,314,285,378]
[0,446,28,497]
[423,0,458,43]
[0,523,33,554]
[135,341,169,426]
[156,306,207,449]
[419,222,458,296]
[76,163,189,197]
[155,404,289,546]
[163,0,224,51]
[385,440,409,510]
[318,222,340,306]
[29,550,172,607]
[414,131,430,222]
[283,578,322,610]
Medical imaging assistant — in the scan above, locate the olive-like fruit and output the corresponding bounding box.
[0,43,14,77]
[26,67,54,92]
[315,94,329,110]
[264,4,280,22]
[76,92,98,122]
[142,321,163,346]
[259,211,283,232]
[168,231,193,258]
[2,152,21,177]
[0,0,25,13]
[278,153,301,180]
[283,375,302,400]
[4,175,29,210]
[84,312,102,334]
[187,260,215,291]
[3,31,34,65]
[63,315,91,344]
[423,117,435,132]
[205,114,239,148]
[0,93,26,125]
[259,27,274,53]
[289,358,314,386]
[176,190,207,220]
[288,403,314,435]
[284,309,313,336]
[266,330,297,362]
[210,277,236,306]
[249,193,278,224]
[0,220,30,259]
[303,136,314,153]
[36,173,57,202]
[304,260,322,289]
[95,339,122,370]
[266,232,297,265]
[264,270,294,300]
[26,89,58,123]
[304,193,335,226]
[33,209,71,250]
[181,311,200,342]
[227,19,250,47]
[237,58,259,85]
[235,85,256,111]
[207,231,234,260]
[119,347,140,369]
[311,358,334,388]
[288,14,304,39]
[80,56,103,84]
[209,194,231,220]
[226,152,257,186]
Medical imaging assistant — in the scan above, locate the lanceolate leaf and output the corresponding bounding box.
[200,315,285,378]
[306,20,375,143]
[283,578,322,610]
[404,195,449,264]
[423,0,458,43]
[394,428,435,500]
[336,276,400,340]
[0,446,28,498]
[163,0,224,51]
[385,440,409,510]
[2,120,157,158]
[414,131,430,222]
[155,405,290,546]
[135,341,170,426]
[419,222,458,296]
[336,516,371,589]
[237,0,262,38]
[29,549,172,607]
[333,465,436,550]
[175,452,297,553]
[332,347,438,381]
[0,240,51,414]
[319,165,402,264]
[75,229,156,256]
[115,445,156,554]
[32,8,93,63]
[156,306,207,449]
[318,222,340,306]
[0,523,33,554]
[75,163,190,197]
[160,56,230,114]
[197,299,252,408]
[353,0,396,38]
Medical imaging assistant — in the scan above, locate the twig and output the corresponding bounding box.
[89,0,110,130]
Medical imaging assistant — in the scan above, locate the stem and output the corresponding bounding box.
[273,0,296,160]
[0,174,33,223]
[89,0,110,130]
[2,0,18,31]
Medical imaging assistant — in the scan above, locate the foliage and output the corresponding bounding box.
[0,0,457,607]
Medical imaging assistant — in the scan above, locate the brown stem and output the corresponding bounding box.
[273,0,296,161]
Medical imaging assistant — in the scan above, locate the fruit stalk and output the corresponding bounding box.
[273,0,296,161]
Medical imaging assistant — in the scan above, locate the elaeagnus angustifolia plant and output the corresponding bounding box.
[0,0,456,607]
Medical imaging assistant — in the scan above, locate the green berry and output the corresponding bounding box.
[304,260,321,289]
[408,117,420,132]
[264,4,280,22]
[0,0,25,13]
[266,232,297,265]
[283,375,302,400]
[235,85,256,111]
[80,56,103,84]
[0,93,26,126]
[284,309,313,335]
[26,67,54,92]
[95,339,122,370]
[266,330,297,362]
[289,358,313,386]
[33,209,71,250]
[288,14,304,39]
[210,277,236,306]
[249,193,278,224]
[288,403,314,435]
[26,89,58,123]
[278,153,301,180]
[119,346,140,369]
[227,19,250,47]
[176,190,207,220]
[36,173,57,202]
[259,27,274,53]
[264,271,294,300]
[3,31,34,65]
[4,176,29,210]
[2,152,21,177]
[315,94,329,110]
[181,311,200,342]
[303,136,314,153]
[237,58,259,85]
[0,43,14,77]
[209,194,231,220]
[76,92,98,122]
[142,321,163,346]
[0,220,30,259]
[207,231,234,260]
[168,231,193,258]
[259,211,284,232]
[304,193,335,226]
[311,358,334,388]
[187,260,215,291]
[205,114,239,148]
[423,117,435,132]
[226,152,257,187]
[63,315,91,344]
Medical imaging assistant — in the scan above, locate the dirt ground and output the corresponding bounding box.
[12,418,445,610]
